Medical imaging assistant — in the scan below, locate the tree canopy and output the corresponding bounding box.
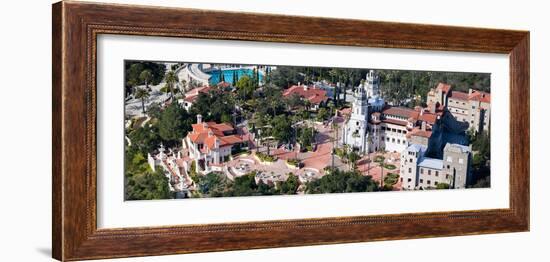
[124,151,171,200]
[158,103,193,146]
[306,169,378,194]
[190,89,235,124]
[125,61,166,90]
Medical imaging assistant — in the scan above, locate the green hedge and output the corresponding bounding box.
[384,173,399,186]
[256,152,276,162]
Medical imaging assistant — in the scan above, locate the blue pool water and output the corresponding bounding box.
[209,68,263,85]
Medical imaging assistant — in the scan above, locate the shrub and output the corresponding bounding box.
[256,152,276,162]
[384,173,399,186]
[286,158,303,168]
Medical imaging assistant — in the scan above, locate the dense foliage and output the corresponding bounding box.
[125,61,166,93]
[124,152,171,200]
[190,89,235,123]
[377,70,490,107]
[469,130,491,188]
[306,168,378,194]
[192,172,300,198]
[158,103,194,146]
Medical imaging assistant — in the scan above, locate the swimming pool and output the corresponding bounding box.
[209,68,263,85]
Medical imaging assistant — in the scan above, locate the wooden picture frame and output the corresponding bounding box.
[52,1,529,261]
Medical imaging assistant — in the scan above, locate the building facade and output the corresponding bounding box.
[427,83,491,133]
[341,76,371,153]
[183,114,247,174]
[342,70,439,154]
[400,143,471,190]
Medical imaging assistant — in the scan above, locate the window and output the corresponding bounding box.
[420,179,424,183]
[447,165,450,169]
[427,180,431,185]
[408,168,412,173]
[435,181,439,185]
[408,178,412,182]
[400,178,403,182]
[420,168,424,174]
[428,170,431,175]
[392,138,395,142]
[435,171,439,177]
[409,158,413,163]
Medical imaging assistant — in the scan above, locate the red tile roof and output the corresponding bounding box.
[449,91,469,101]
[217,81,231,88]
[283,85,328,105]
[187,121,241,151]
[184,95,197,103]
[407,128,432,138]
[382,106,419,119]
[468,90,491,103]
[382,118,408,126]
[450,89,491,103]
[186,86,211,97]
[419,112,438,124]
[210,123,234,132]
[220,135,243,145]
[188,132,208,143]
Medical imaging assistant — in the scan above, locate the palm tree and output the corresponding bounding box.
[164,70,178,99]
[139,69,153,90]
[134,88,150,114]
[366,134,373,176]
[178,79,188,99]
[348,151,359,170]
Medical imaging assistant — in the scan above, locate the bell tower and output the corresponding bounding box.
[365,70,380,98]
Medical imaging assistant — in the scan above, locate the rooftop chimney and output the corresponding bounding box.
[197,114,203,124]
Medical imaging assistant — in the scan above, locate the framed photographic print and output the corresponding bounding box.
[52,1,529,261]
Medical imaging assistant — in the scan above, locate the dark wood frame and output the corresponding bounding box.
[52,1,530,261]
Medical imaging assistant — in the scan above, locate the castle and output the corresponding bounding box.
[342,70,490,189]
[341,70,439,154]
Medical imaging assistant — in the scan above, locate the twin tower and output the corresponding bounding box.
[341,70,383,154]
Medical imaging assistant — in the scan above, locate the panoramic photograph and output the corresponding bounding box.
[124,61,491,200]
